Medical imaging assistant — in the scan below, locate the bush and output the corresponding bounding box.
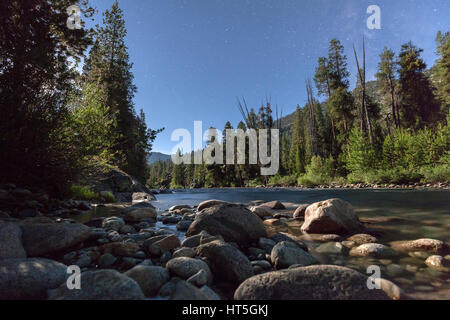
[419,164,450,183]
[70,185,115,203]
[297,156,335,186]
[268,174,297,186]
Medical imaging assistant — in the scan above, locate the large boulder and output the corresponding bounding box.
[0,222,26,259]
[234,265,389,300]
[197,199,231,212]
[122,202,157,222]
[166,257,212,284]
[132,192,156,202]
[186,204,266,245]
[270,241,317,269]
[0,258,67,299]
[301,199,363,235]
[48,269,144,300]
[21,222,91,256]
[125,265,170,297]
[389,238,449,255]
[196,240,254,285]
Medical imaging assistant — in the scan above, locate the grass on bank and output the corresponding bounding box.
[69,185,116,203]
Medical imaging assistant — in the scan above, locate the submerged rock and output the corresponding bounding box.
[346,233,378,245]
[186,204,266,245]
[349,243,397,258]
[234,265,389,300]
[389,238,449,255]
[301,198,364,235]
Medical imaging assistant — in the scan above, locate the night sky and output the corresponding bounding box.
[84,0,450,154]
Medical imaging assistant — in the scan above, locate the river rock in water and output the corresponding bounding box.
[349,243,398,258]
[271,241,317,269]
[293,204,309,219]
[261,201,285,210]
[48,269,144,300]
[301,198,364,236]
[346,233,378,245]
[234,265,389,300]
[0,258,67,299]
[186,204,266,245]
[425,255,449,271]
[197,199,231,212]
[196,240,254,285]
[389,238,449,255]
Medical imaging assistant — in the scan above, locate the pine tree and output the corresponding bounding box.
[83,1,161,181]
[376,47,400,129]
[289,106,306,173]
[434,31,450,114]
[397,42,440,129]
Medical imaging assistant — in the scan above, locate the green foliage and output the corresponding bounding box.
[69,185,115,203]
[343,127,377,173]
[297,156,335,186]
[268,174,297,186]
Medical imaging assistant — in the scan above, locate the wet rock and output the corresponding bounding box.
[258,237,276,254]
[186,204,266,245]
[271,232,309,251]
[196,240,254,284]
[170,280,209,300]
[197,199,231,212]
[389,238,448,255]
[0,258,67,299]
[301,198,364,235]
[187,269,208,287]
[270,241,317,269]
[162,216,180,224]
[251,260,272,270]
[160,251,172,264]
[234,265,389,300]
[159,281,177,297]
[182,234,203,248]
[425,255,449,271]
[21,222,91,256]
[0,222,26,259]
[125,265,169,296]
[102,216,125,232]
[379,278,403,300]
[132,192,155,202]
[176,220,192,231]
[293,204,309,219]
[148,234,181,255]
[250,205,274,218]
[48,269,144,300]
[173,247,196,258]
[123,206,157,222]
[200,285,221,300]
[315,242,345,254]
[119,224,136,234]
[349,243,397,258]
[107,230,121,242]
[261,201,285,210]
[298,233,342,243]
[169,205,191,211]
[166,257,212,284]
[101,242,140,257]
[98,253,117,268]
[346,234,378,245]
[386,264,405,277]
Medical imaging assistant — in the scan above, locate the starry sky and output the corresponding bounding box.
[84,0,449,154]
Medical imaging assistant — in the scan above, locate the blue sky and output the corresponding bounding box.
[84,0,449,154]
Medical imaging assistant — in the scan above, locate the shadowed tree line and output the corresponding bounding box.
[0,1,162,195]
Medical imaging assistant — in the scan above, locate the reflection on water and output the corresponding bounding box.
[74,188,450,299]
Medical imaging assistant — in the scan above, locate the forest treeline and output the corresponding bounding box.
[148,33,450,189]
[0,1,161,195]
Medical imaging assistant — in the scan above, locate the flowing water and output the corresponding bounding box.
[76,188,450,299]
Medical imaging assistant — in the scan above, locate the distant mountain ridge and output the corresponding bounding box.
[147,152,171,164]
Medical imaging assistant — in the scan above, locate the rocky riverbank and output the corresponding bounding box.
[0,186,449,300]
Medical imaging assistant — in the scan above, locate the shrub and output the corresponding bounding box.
[70,185,115,203]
